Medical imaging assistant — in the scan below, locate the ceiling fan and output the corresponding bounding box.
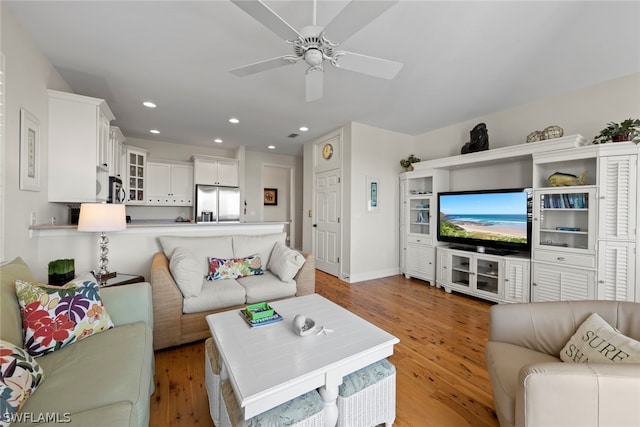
[229,0,403,102]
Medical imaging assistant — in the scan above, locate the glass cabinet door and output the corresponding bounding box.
[409,197,431,235]
[475,257,500,296]
[450,253,471,289]
[534,187,596,253]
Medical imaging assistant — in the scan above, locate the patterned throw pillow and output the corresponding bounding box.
[207,255,263,281]
[15,274,114,357]
[0,339,45,426]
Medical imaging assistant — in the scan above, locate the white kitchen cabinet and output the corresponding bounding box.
[192,155,239,186]
[146,161,193,206]
[531,262,595,301]
[124,146,148,205]
[108,127,125,178]
[48,90,114,202]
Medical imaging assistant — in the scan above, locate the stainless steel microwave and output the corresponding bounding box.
[108,176,125,204]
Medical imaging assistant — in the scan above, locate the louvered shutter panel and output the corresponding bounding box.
[599,155,636,240]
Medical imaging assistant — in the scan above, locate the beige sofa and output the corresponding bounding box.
[0,257,154,427]
[486,300,640,427]
[150,232,315,350]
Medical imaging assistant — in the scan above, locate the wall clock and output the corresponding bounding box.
[322,143,333,159]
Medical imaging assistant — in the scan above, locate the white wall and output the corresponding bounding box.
[1,6,72,272]
[244,150,303,249]
[346,123,413,282]
[414,72,640,161]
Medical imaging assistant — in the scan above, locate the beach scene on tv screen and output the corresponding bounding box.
[439,192,527,243]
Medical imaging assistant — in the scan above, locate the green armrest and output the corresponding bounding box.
[100,282,154,330]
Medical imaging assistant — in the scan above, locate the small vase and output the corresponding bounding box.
[406,164,414,172]
[612,135,630,143]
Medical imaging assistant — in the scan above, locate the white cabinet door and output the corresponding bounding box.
[216,160,239,186]
[597,241,636,301]
[436,247,449,288]
[146,162,172,204]
[193,158,239,186]
[108,127,125,178]
[146,162,193,206]
[48,90,114,203]
[504,258,531,302]
[598,155,637,241]
[405,242,434,283]
[170,164,194,205]
[531,262,595,301]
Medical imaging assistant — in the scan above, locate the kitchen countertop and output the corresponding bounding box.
[29,220,289,230]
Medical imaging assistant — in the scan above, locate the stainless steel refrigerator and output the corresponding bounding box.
[195,185,240,223]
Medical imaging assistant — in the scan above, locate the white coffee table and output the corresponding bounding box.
[206,293,399,427]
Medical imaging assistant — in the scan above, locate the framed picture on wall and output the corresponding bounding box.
[19,108,41,191]
[366,176,379,213]
[264,188,278,206]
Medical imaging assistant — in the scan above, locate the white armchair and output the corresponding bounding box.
[485,300,640,427]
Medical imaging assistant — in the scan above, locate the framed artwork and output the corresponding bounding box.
[20,108,40,191]
[264,188,278,206]
[366,176,379,213]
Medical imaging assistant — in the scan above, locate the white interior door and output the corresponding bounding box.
[314,169,340,276]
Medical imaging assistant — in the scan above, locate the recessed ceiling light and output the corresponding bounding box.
[299,126,309,132]
[268,145,276,150]
[214,138,223,143]
[142,101,157,108]
[150,129,160,134]
[229,117,240,124]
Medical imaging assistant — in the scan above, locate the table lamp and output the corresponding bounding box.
[77,203,126,285]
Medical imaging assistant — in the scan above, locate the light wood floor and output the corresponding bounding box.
[150,271,499,427]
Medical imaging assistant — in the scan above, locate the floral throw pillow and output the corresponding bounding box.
[207,255,263,281]
[15,274,114,357]
[0,339,45,426]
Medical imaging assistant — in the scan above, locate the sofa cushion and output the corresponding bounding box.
[183,279,246,314]
[268,242,306,282]
[232,233,286,267]
[159,235,234,276]
[15,275,114,357]
[0,339,45,425]
[169,246,206,298]
[485,341,560,427]
[206,255,263,281]
[560,312,640,364]
[1,257,35,347]
[236,271,297,304]
[21,321,153,427]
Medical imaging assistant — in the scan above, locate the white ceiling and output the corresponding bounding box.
[6,1,640,157]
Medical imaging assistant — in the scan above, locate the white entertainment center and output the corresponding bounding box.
[400,135,639,303]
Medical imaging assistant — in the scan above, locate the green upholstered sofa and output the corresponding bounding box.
[0,257,154,427]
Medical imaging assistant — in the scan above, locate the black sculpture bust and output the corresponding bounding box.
[461,123,489,154]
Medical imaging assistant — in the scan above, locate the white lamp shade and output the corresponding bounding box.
[77,203,126,232]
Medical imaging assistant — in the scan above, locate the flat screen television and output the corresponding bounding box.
[437,188,532,254]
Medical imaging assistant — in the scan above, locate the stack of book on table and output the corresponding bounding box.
[240,302,283,328]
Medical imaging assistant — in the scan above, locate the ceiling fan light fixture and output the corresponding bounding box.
[304,49,323,67]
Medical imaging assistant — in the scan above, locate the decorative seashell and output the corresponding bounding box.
[292,314,316,336]
[542,125,564,140]
[526,130,542,143]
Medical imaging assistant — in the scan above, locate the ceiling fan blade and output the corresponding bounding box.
[322,0,398,43]
[231,0,303,41]
[333,51,403,79]
[306,67,323,102]
[230,56,294,77]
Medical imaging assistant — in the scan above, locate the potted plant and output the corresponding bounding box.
[400,154,421,171]
[593,118,640,144]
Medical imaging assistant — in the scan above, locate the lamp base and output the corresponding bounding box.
[94,271,117,286]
